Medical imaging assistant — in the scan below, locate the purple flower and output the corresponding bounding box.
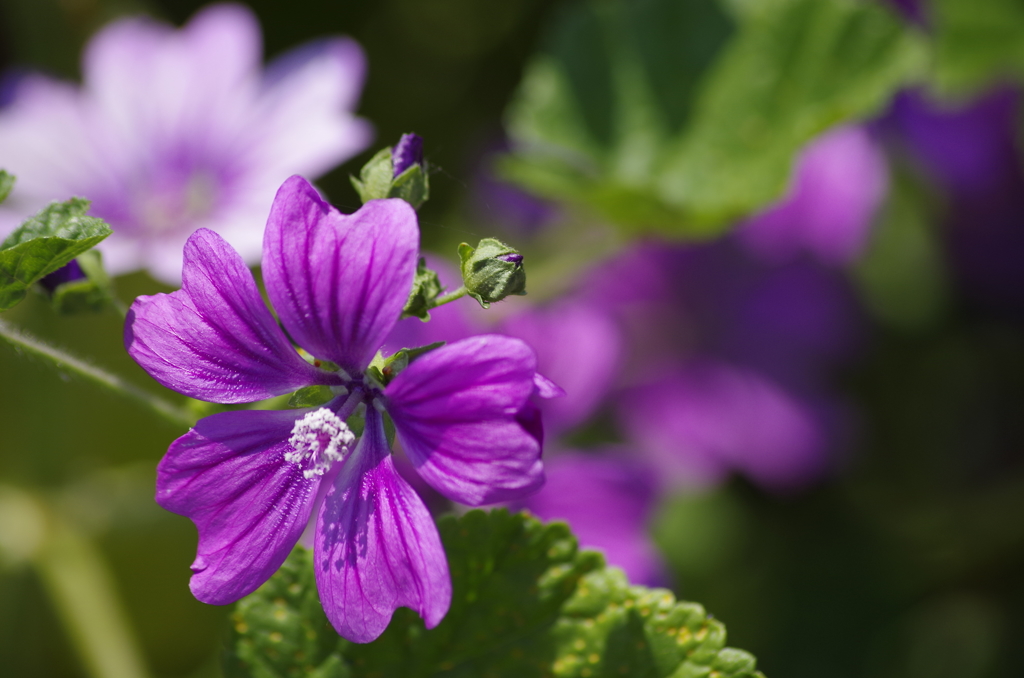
[618,362,827,492]
[0,4,371,282]
[577,239,860,490]
[125,176,546,642]
[519,451,664,586]
[739,126,889,266]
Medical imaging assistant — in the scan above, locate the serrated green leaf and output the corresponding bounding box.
[504,0,925,237]
[224,547,351,678]
[288,385,336,409]
[0,198,112,311]
[0,171,14,204]
[225,510,764,678]
[931,0,1024,96]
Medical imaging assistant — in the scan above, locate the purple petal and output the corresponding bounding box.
[125,228,332,403]
[520,451,664,586]
[39,259,86,293]
[314,407,450,642]
[392,133,424,177]
[262,176,419,373]
[157,409,322,604]
[533,373,565,399]
[385,335,544,506]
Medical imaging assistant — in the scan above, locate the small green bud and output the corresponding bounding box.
[350,133,429,209]
[457,238,527,309]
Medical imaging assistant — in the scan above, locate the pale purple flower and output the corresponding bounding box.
[739,126,889,266]
[125,176,547,642]
[0,4,371,282]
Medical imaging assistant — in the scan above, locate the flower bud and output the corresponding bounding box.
[39,250,114,314]
[392,133,424,177]
[457,238,527,308]
[350,133,430,209]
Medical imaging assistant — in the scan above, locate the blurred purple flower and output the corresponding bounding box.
[520,452,664,586]
[739,126,889,266]
[618,362,826,492]
[581,239,861,491]
[125,176,547,642]
[887,87,1024,315]
[0,4,371,282]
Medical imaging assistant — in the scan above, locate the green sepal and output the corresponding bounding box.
[225,509,765,678]
[48,250,116,315]
[380,342,445,384]
[345,406,365,439]
[350,147,395,204]
[457,238,527,309]
[389,162,430,210]
[0,198,112,311]
[223,546,351,678]
[287,385,336,409]
[0,171,14,204]
[402,257,444,320]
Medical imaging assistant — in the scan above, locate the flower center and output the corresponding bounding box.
[285,408,356,479]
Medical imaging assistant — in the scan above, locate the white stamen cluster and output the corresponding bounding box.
[286,408,355,479]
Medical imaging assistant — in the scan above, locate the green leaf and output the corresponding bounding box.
[504,0,926,237]
[223,547,351,678]
[0,171,14,204]
[656,0,928,226]
[931,0,1024,96]
[225,509,764,678]
[0,198,112,311]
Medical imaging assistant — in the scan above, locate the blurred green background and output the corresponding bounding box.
[2,0,1024,677]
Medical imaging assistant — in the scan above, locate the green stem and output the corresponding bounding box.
[33,502,153,678]
[431,285,468,308]
[0,318,194,429]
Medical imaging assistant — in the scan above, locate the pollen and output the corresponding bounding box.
[286,408,355,479]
